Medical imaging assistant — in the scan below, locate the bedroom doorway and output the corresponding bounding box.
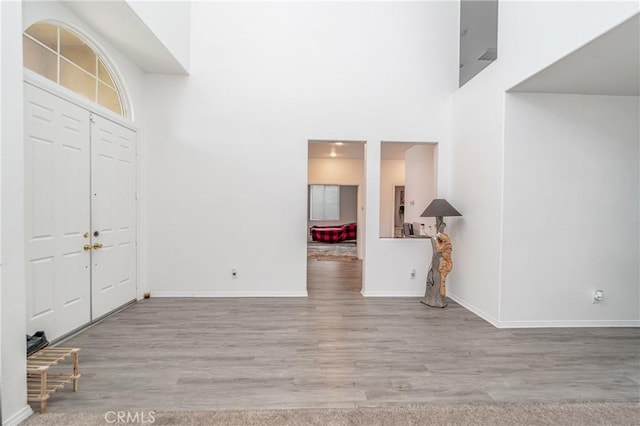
[307,140,365,295]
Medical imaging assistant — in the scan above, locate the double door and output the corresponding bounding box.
[25,83,137,341]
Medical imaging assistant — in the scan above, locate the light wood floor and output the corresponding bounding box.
[39,259,639,413]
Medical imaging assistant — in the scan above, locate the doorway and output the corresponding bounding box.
[24,83,137,341]
[393,185,405,237]
[306,140,365,295]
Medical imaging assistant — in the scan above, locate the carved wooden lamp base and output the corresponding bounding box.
[421,296,448,308]
[421,237,448,308]
[420,213,453,309]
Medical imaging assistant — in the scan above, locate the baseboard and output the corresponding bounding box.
[496,319,640,328]
[361,290,423,297]
[3,405,33,426]
[447,292,500,328]
[150,291,308,298]
[448,293,640,328]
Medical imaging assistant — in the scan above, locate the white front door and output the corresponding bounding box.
[90,114,137,319]
[25,84,137,340]
[24,83,92,339]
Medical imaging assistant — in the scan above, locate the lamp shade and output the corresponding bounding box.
[420,199,462,217]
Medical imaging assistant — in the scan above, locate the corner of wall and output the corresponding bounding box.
[2,406,33,426]
[447,292,500,328]
[1,1,28,421]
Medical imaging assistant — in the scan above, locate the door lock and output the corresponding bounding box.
[92,242,103,249]
[93,230,100,237]
[83,232,89,238]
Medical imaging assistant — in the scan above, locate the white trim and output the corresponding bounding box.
[23,70,136,131]
[497,319,640,328]
[150,292,309,298]
[497,91,507,324]
[361,290,423,297]
[2,405,33,426]
[390,183,404,237]
[449,292,640,328]
[447,292,500,327]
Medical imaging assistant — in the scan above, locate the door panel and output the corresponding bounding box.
[91,115,137,319]
[25,83,92,340]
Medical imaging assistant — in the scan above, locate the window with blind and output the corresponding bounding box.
[310,185,340,221]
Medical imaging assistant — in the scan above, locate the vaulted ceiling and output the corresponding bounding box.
[509,14,639,96]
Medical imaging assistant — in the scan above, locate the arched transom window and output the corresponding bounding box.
[23,22,125,117]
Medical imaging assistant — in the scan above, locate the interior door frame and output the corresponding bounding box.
[23,71,142,332]
[391,183,404,237]
[306,140,367,294]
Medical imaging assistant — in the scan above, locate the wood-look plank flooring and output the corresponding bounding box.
[39,259,639,413]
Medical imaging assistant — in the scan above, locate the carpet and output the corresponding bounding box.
[307,241,357,261]
[23,402,640,425]
[308,254,358,261]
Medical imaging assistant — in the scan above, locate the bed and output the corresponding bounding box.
[310,222,357,243]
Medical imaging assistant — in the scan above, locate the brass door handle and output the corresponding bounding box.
[83,244,92,251]
[92,243,103,249]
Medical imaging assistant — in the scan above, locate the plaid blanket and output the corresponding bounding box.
[310,223,357,243]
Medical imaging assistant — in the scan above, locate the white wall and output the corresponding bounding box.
[449,1,639,326]
[143,1,458,297]
[404,144,437,229]
[308,158,364,185]
[0,0,4,417]
[449,72,504,324]
[501,93,639,326]
[1,1,31,423]
[126,0,191,72]
[363,141,433,296]
[379,160,404,238]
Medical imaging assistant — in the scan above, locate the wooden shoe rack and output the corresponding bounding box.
[27,347,80,413]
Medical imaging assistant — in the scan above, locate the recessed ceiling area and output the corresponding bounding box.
[509,13,639,96]
[307,141,430,160]
[61,0,188,74]
[459,0,499,87]
[381,142,418,160]
[308,140,365,159]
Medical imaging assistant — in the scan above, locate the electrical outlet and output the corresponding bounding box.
[232,269,237,278]
[592,289,603,303]
[410,268,416,279]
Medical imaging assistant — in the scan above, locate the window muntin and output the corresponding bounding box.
[23,22,125,117]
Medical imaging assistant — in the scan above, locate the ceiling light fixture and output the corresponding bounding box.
[334,142,344,146]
